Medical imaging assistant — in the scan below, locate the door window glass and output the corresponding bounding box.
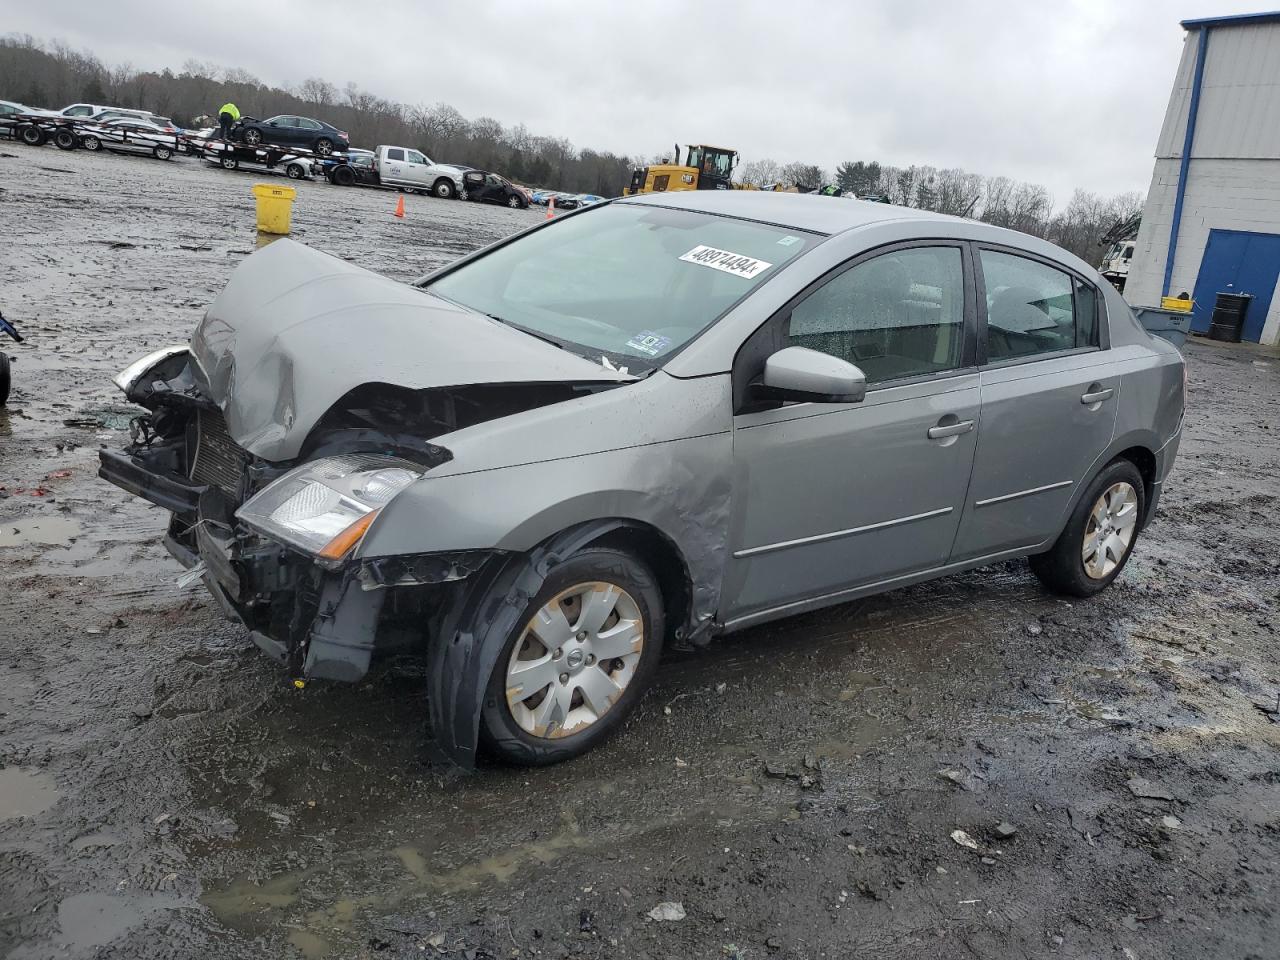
[407,150,427,164]
[981,250,1093,361]
[786,246,966,384]
[386,148,405,161]
[297,118,321,130]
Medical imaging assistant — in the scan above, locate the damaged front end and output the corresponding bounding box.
[98,347,528,683]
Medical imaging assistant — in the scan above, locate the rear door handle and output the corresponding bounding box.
[927,419,976,440]
[1081,388,1114,404]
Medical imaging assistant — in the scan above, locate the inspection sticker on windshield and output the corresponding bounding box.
[624,331,672,357]
[679,245,773,279]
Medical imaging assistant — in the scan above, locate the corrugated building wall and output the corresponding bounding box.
[1126,14,1280,346]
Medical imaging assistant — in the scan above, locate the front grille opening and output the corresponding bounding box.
[190,408,248,497]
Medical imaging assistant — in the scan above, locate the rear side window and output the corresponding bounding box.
[386,148,405,161]
[787,246,966,385]
[980,250,1097,362]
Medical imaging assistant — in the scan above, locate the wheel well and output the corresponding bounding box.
[584,522,692,645]
[1112,446,1156,497]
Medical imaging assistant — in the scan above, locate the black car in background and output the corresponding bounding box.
[322,148,379,186]
[462,169,530,209]
[235,115,350,156]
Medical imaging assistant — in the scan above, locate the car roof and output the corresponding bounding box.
[618,189,1100,275]
[619,189,965,236]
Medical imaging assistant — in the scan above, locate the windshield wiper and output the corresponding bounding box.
[481,312,568,352]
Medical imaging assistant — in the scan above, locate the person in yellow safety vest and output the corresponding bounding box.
[217,102,240,141]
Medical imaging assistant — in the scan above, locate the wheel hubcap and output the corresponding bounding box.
[1082,481,1139,579]
[505,581,644,739]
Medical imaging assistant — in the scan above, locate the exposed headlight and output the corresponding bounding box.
[235,455,424,561]
[113,345,189,394]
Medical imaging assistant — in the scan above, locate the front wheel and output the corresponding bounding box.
[242,128,262,146]
[153,145,173,160]
[80,135,101,152]
[479,547,664,765]
[433,178,456,199]
[286,163,305,179]
[219,154,238,170]
[1030,459,1145,597]
[54,128,77,150]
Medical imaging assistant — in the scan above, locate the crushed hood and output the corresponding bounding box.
[190,238,633,462]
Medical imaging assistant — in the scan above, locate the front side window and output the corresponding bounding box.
[407,150,427,164]
[980,250,1096,361]
[786,246,966,385]
[426,203,818,366]
[65,105,94,117]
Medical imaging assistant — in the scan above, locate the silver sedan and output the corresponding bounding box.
[102,191,1185,767]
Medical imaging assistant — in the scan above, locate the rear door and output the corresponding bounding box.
[382,147,407,184]
[951,246,1118,560]
[722,242,982,623]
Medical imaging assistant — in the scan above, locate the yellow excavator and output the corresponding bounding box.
[624,144,753,195]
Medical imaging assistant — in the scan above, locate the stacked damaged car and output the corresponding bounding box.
[102,191,1185,768]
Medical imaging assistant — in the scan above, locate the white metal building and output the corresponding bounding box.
[1125,11,1280,345]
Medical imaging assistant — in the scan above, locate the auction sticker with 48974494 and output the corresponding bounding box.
[679,245,773,279]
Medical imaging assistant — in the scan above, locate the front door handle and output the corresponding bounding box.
[927,419,976,440]
[1081,387,1114,405]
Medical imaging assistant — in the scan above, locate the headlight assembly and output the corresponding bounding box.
[112,345,190,394]
[235,455,423,561]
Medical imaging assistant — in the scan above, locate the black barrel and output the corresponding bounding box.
[1208,292,1251,342]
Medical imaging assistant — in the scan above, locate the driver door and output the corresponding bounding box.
[722,243,982,624]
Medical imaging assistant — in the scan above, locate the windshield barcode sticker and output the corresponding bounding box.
[679,245,773,279]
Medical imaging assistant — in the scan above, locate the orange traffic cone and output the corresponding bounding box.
[393,194,405,219]
[546,196,555,220]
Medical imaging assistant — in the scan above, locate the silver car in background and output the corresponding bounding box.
[101,192,1184,768]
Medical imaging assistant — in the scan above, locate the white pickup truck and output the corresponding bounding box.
[327,144,471,198]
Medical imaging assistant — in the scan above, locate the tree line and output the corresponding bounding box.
[740,158,1143,264]
[1,34,1141,261]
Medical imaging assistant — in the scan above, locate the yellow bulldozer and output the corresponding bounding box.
[624,144,752,195]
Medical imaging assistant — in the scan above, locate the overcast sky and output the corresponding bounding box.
[5,0,1267,200]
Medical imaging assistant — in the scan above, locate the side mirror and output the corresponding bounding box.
[762,346,866,404]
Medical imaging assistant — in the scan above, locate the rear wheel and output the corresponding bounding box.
[20,125,46,146]
[153,145,173,160]
[219,154,238,170]
[286,162,305,179]
[331,165,355,186]
[479,548,664,765]
[1030,459,1145,597]
[314,137,334,156]
[53,128,77,150]
[433,178,456,199]
[80,135,101,152]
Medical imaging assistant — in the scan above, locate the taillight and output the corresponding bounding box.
[338,131,348,140]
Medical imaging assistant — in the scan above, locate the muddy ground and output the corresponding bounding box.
[1,144,1279,960]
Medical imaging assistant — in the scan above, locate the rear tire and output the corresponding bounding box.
[153,145,173,160]
[433,178,456,199]
[315,138,334,156]
[219,154,238,170]
[53,128,77,150]
[1030,459,1145,598]
[286,162,305,179]
[0,352,9,406]
[20,125,46,146]
[479,547,665,765]
[331,165,355,186]
[80,135,101,152]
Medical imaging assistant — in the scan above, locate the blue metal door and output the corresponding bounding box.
[1191,229,1280,342]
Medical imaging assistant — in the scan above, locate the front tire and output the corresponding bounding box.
[433,178,456,199]
[1030,459,1145,597]
[219,154,238,170]
[286,163,305,179]
[479,547,664,765]
[80,135,101,152]
[242,128,262,146]
[54,128,77,150]
[153,145,173,160]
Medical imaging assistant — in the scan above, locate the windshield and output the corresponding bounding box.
[425,203,817,365]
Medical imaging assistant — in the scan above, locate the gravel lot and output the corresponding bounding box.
[1,144,1279,960]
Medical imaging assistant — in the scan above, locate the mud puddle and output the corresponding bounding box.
[0,516,81,548]
[0,767,60,819]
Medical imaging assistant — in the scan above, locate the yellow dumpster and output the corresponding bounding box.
[252,183,296,235]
